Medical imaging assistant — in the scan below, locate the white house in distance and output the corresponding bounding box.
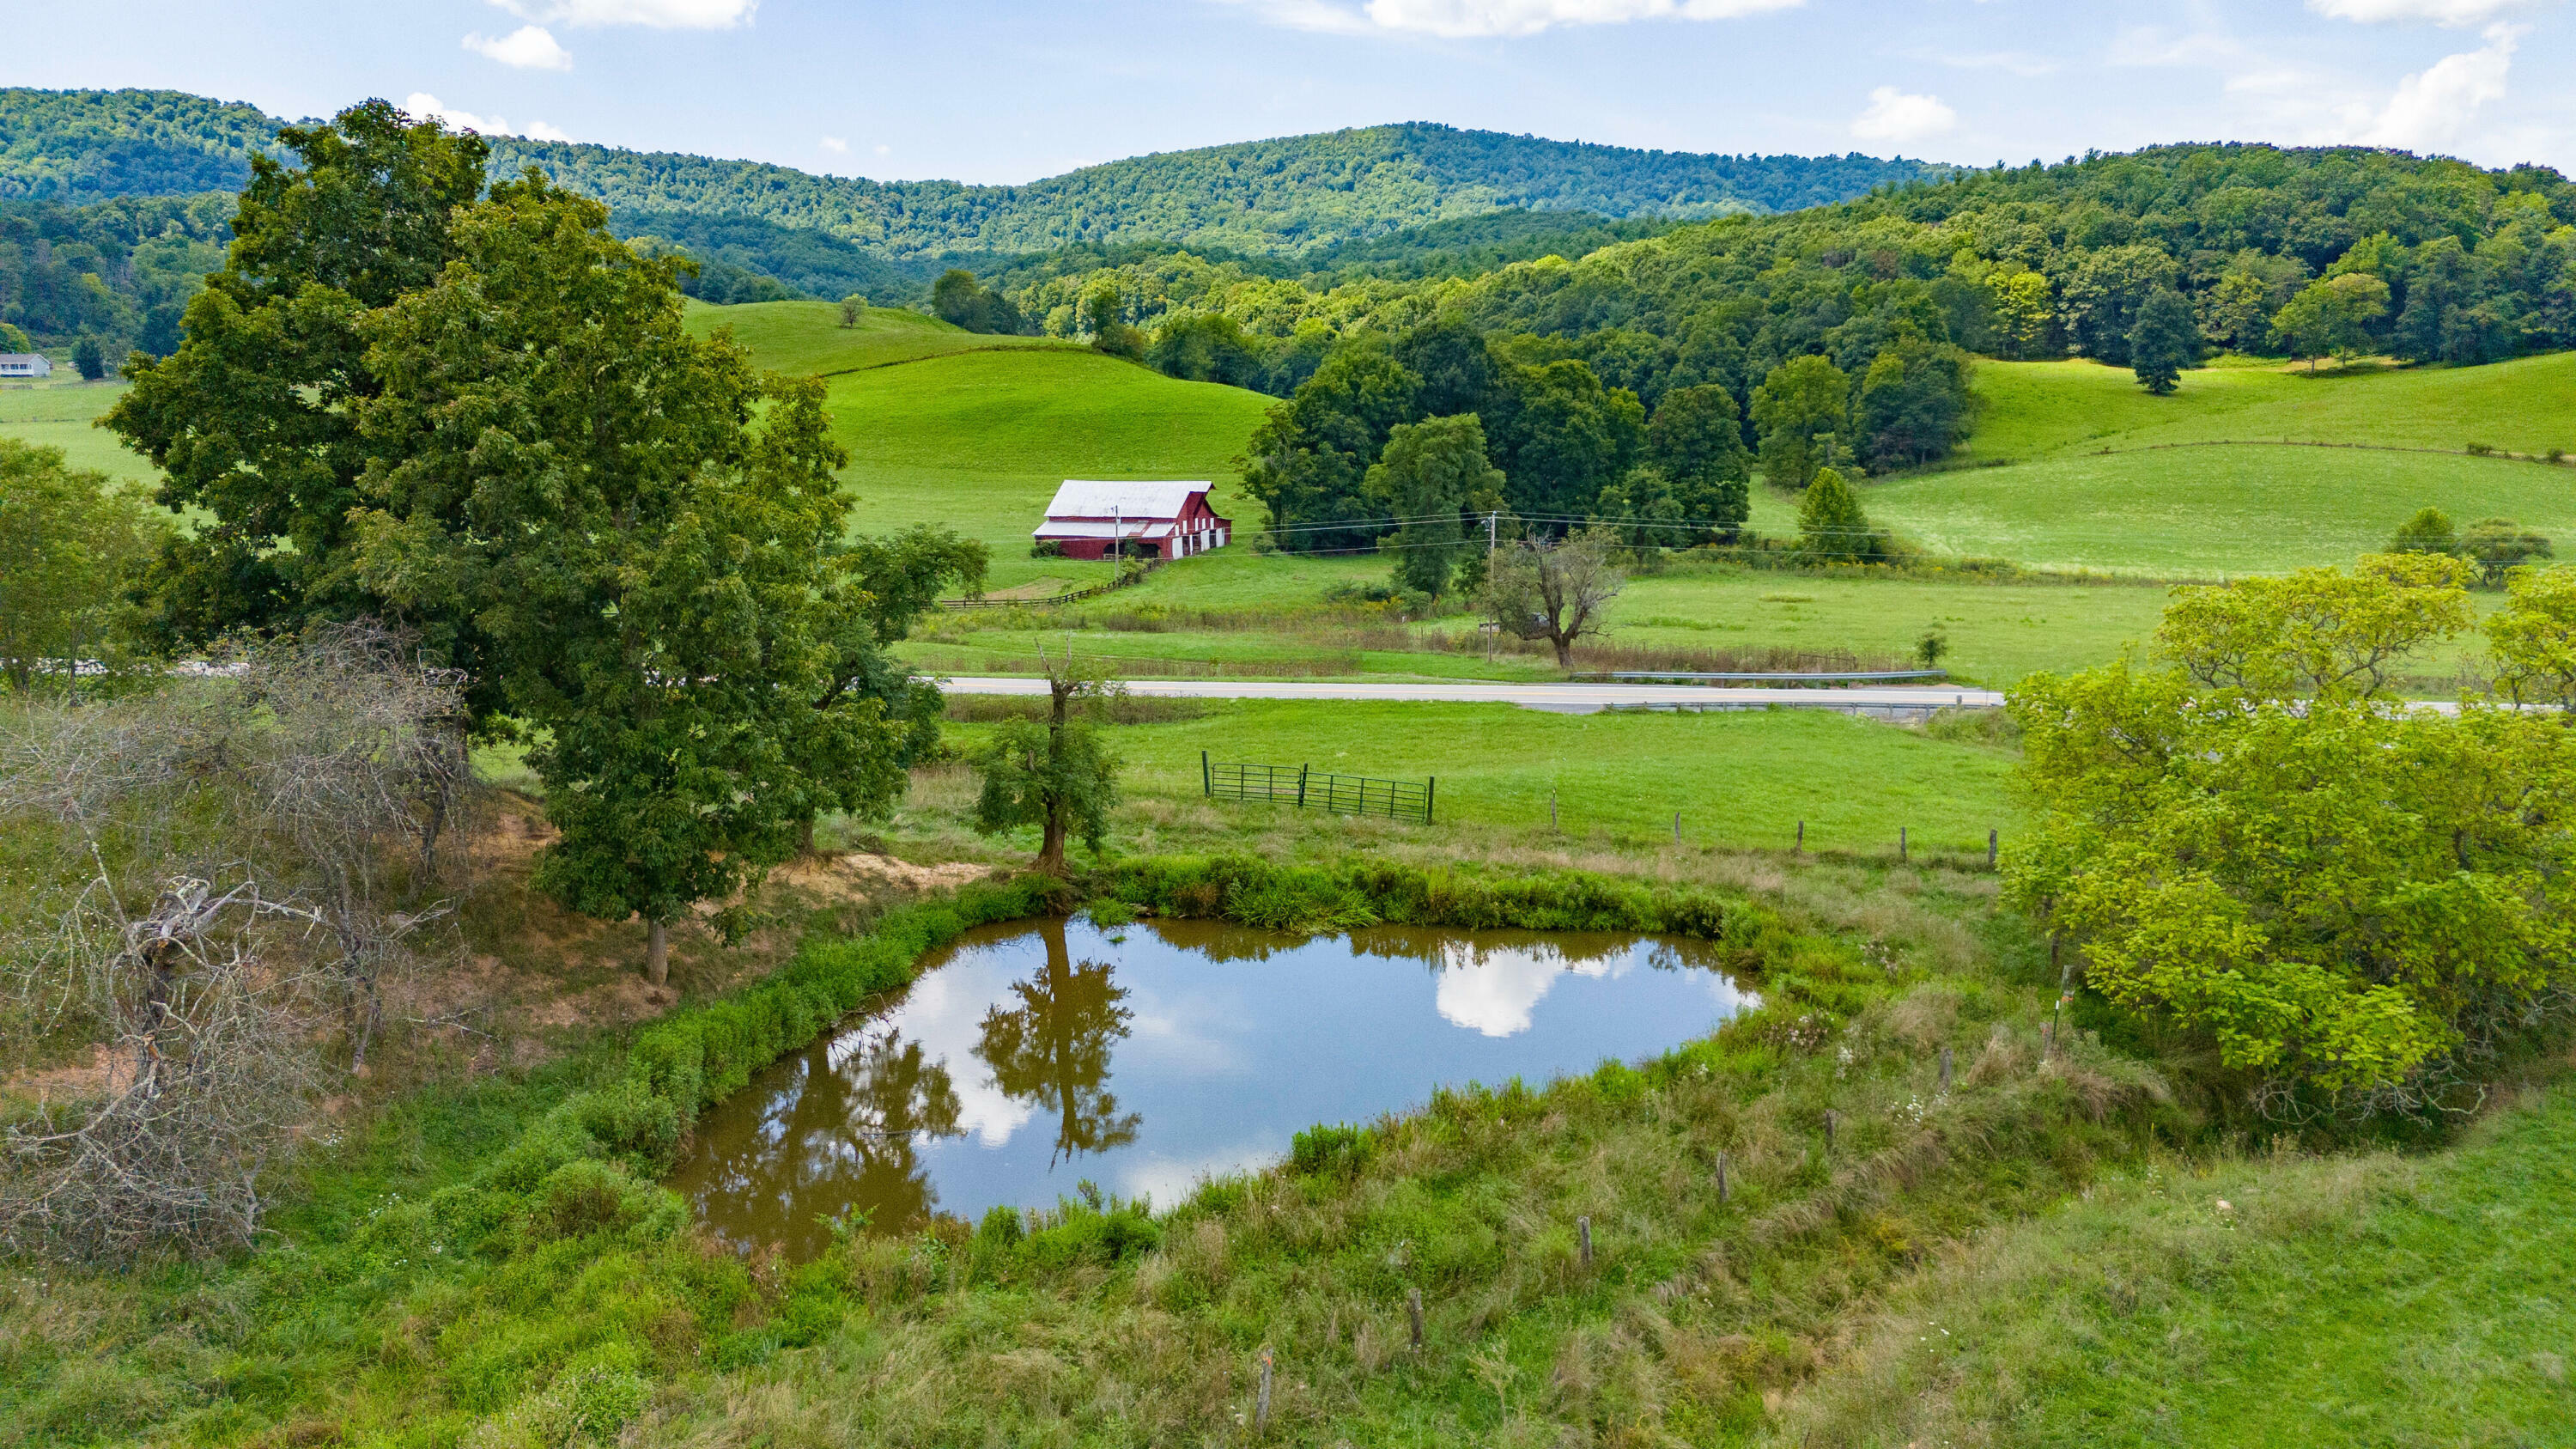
[1032,480,1232,561]
[0,354,52,379]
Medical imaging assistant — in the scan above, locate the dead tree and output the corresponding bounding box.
[0,622,470,1260]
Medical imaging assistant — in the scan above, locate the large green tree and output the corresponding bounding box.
[2008,553,2576,1109]
[1750,354,1848,491]
[347,174,911,984]
[1239,342,1420,551]
[2126,287,2202,395]
[1481,357,1645,523]
[1852,340,1974,471]
[1366,413,1504,598]
[1643,383,1751,543]
[2269,273,2390,370]
[105,100,489,673]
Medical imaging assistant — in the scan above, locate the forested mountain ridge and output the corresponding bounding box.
[0,88,1945,256]
[0,89,282,201]
[1076,142,2576,408]
[483,124,1946,258]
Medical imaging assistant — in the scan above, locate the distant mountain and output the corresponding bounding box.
[0,88,280,201]
[0,88,1949,259]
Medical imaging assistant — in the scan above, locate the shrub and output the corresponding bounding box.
[1290,1123,1370,1178]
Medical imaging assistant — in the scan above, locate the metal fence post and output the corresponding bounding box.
[1297,764,1309,809]
[1425,777,1436,825]
[1202,750,1211,798]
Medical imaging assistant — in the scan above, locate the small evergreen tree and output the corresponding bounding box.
[2128,288,2202,395]
[71,336,106,381]
[2387,507,2460,556]
[1796,466,1874,562]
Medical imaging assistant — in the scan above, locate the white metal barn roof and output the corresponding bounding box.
[1040,480,1212,521]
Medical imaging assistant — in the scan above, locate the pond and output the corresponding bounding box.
[670,916,1760,1257]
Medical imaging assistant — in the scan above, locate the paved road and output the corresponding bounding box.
[938,675,2006,716]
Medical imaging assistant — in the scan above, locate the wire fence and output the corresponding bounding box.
[1202,752,1434,825]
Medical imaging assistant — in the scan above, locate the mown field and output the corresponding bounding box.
[823,347,1275,589]
[0,380,151,487]
[677,297,1073,377]
[1959,351,2576,464]
[933,697,2020,859]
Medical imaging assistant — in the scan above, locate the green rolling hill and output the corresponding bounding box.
[0,88,1943,254]
[687,298,1274,589]
[1791,353,2576,576]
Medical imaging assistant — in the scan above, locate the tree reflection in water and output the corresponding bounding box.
[976,917,1139,1166]
[696,1024,963,1252]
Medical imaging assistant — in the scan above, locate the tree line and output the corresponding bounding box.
[1229,313,1963,581]
[969,143,2569,416]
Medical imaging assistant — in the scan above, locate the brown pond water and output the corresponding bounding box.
[670,916,1759,1257]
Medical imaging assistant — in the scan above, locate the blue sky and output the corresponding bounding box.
[13,1,2573,184]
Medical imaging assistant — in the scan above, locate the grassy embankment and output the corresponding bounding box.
[1778,1063,2576,1446]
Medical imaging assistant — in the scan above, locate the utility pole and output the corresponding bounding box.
[1487,510,1498,554]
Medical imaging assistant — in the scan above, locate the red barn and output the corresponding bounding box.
[1033,480,1232,561]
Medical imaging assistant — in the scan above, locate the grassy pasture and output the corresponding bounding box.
[825,347,1276,589]
[933,697,2020,858]
[1964,352,2576,464]
[0,379,153,487]
[1843,446,2576,578]
[678,297,1074,377]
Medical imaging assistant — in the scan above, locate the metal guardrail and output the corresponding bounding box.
[1564,669,1950,684]
[1202,752,1433,825]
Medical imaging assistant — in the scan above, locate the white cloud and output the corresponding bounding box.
[2308,0,2539,25]
[1850,85,1958,144]
[464,24,573,69]
[491,0,755,27]
[403,93,570,143]
[1218,0,1802,38]
[819,136,848,153]
[404,92,509,135]
[1430,941,1621,1038]
[873,143,892,156]
[2361,22,2521,147]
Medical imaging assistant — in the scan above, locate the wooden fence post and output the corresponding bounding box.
[1716,1151,1729,1205]
[1550,793,1558,831]
[1988,828,1998,869]
[1823,1110,1838,1153]
[1899,827,1908,863]
[1795,820,1804,855]
[1674,812,1682,846]
[1256,1348,1273,1435]
[1939,1045,1953,1093]
[1407,1288,1425,1351]
[1577,1215,1593,1268]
